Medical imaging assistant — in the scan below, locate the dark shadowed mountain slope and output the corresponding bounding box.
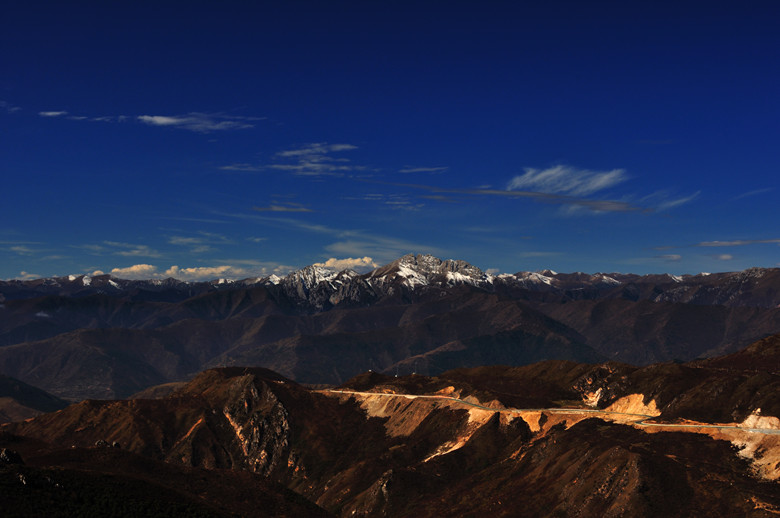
[3,343,780,517]
[0,435,331,517]
[0,375,68,423]
[2,254,780,400]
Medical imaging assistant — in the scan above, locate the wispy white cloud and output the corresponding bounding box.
[37,108,259,133]
[102,241,162,258]
[638,190,700,211]
[169,236,202,246]
[219,163,263,172]
[39,110,68,117]
[167,231,232,246]
[313,256,378,272]
[222,142,362,177]
[10,245,35,255]
[0,101,21,113]
[696,238,780,247]
[420,194,459,203]
[383,181,642,213]
[715,254,734,261]
[654,191,700,211]
[276,143,358,158]
[167,232,232,254]
[137,112,262,133]
[347,193,424,211]
[398,166,448,174]
[734,188,773,200]
[252,203,313,213]
[656,254,682,261]
[38,110,129,123]
[213,208,344,237]
[507,165,628,197]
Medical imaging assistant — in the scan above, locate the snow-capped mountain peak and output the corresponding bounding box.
[367,253,490,288]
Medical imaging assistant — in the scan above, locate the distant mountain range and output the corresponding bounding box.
[1,254,779,400]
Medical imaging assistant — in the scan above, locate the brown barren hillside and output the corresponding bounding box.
[3,335,780,516]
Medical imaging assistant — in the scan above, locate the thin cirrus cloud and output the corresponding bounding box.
[506,165,628,197]
[1,100,22,113]
[398,166,449,174]
[383,181,642,213]
[38,110,69,117]
[252,203,313,213]
[275,143,358,158]
[696,238,780,247]
[167,231,233,246]
[221,142,362,177]
[100,241,162,258]
[652,191,700,211]
[733,188,773,200]
[38,110,128,123]
[137,113,262,133]
[380,164,698,214]
[269,143,362,176]
[37,109,260,133]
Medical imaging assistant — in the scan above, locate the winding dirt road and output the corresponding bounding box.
[325,389,780,435]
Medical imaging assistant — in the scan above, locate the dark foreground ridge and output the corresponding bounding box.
[2,334,779,517]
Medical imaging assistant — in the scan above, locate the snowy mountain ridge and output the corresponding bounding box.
[2,254,780,310]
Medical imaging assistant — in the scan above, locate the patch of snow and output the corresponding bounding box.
[35,311,51,318]
[109,279,120,289]
[82,275,92,286]
[519,271,553,285]
[396,265,428,287]
[267,274,281,285]
[594,274,621,286]
[68,274,78,281]
[446,271,472,284]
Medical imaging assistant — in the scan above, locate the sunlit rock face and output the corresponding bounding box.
[6,351,780,517]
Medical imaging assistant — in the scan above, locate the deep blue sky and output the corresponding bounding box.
[2,1,779,280]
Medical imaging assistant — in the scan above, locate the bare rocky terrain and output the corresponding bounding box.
[2,333,779,516]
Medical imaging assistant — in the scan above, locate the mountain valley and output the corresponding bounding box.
[1,254,779,401]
